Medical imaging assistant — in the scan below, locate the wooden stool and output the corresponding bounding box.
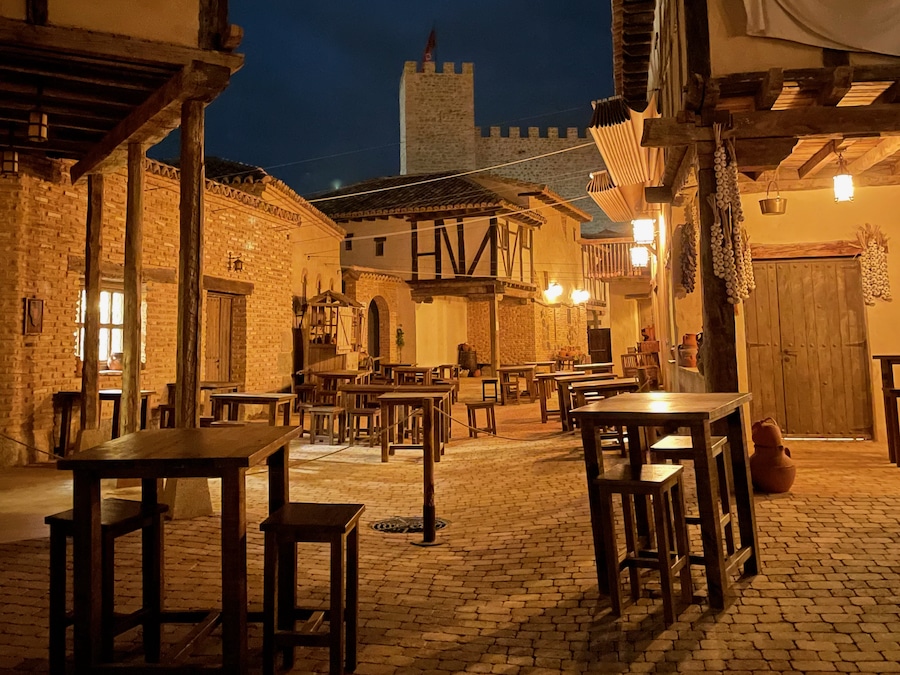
[501,376,520,405]
[465,402,497,438]
[348,407,380,446]
[261,502,365,675]
[46,498,168,673]
[595,464,692,626]
[482,378,499,402]
[650,435,736,564]
[310,406,346,445]
[158,403,175,429]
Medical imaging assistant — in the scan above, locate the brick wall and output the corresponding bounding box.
[342,271,417,363]
[0,157,296,466]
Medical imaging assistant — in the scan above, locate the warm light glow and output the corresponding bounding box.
[833,173,854,202]
[631,218,655,245]
[630,245,649,268]
[544,282,563,302]
[571,289,590,304]
[0,148,18,175]
[833,152,854,202]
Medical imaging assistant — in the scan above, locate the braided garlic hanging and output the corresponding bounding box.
[857,223,891,305]
[709,124,755,304]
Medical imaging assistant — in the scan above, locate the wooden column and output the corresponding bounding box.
[121,143,144,435]
[80,174,103,432]
[489,294,500,377]
[698,150,739,392]
[175,100,205,428]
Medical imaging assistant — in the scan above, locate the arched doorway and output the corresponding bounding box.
[367,300,380,358]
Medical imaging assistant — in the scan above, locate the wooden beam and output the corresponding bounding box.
[489,295,500,377]
[751,241,861,259]
[754,68,784,110]
[0,18,243,71]
[874,81,900,105]
[71,61,231,182]
[697,151,738,393]
[644,186,674,204]
[817,66,853,106]
[25,0,47,25]
[798,140,837,178]
[66,255,176,283]
[175,100,204,429]
[848,137,900,174]
[733,137,798,171]
[81,174,103,432]
[203,275,254,296]
[643,104,900,147]
[739,170,900,193]
[121,143,144,436]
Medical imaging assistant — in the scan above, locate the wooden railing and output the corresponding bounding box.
[581,238,651,281]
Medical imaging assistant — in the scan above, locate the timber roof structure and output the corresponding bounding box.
[0,15,243,183]
[311,172,590,227]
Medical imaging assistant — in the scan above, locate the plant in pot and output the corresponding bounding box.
[395,325,405,362]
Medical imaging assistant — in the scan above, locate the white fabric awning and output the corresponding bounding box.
[588,95,660,189]
[586,171,637,223]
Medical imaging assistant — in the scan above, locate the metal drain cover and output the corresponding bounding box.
[372,516,448,534]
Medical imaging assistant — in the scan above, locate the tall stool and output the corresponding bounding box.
[348,406,380,446]
[46,498,168,673]
[595,463,692,626]
[501,375,521,405]
[310,406,347,445]
[650,435,736,563]
[482,378,499,402]
[261,502,365,675]
[465,402,497,438]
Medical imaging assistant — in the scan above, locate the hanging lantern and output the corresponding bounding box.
[1,148,18,175]
[630,245,649,268]
[571,289,590,304]
[544,281,563,302]
[833,153,854,202]
[27,109,48,143]
[631,218,655,245]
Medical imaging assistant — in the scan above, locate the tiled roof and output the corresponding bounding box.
[162,156,269,184]
[310,172,548,225]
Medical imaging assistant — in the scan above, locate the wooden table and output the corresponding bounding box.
[497,365,537,404]
[535,371,565,423]
[210,392,296,426]
[54,389,154,456]
[166,381,240,414]
[553,372,616,431]
[569,377,640,408]
[873,355,900,464]
[56,425,302,673]
[379,362,413,381]
[525,360,557,373]
[571,392,761,610]
[378,390,450,463]
[393,365,433,385]
[574,361,615,374]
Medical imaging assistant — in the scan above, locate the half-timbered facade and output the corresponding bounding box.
[314,172,600,370]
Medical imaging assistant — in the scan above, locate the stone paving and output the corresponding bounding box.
[1,381,900,673]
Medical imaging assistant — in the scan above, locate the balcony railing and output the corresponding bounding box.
[582,238,651,281]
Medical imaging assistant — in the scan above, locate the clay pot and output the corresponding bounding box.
[752,417,784,448]
[473,369,481,377]
[677,345,697,368]
[682,333,698,347]
[749,445,796,493]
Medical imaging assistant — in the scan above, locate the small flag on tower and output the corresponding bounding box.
[423,28,436,63]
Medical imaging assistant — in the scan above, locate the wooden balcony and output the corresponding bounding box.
[581,238,652,282]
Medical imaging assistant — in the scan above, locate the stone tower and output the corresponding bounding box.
[399,61,476,174]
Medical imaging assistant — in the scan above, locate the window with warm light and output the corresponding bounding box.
[75,287,146,366]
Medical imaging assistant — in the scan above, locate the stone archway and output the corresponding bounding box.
[368,296,390,360]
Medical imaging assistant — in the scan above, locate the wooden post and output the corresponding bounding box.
[489,294,500,377]
[80,174,103,433]
[175,100,205,428]
[121,143,144,435]
[698,151,739,392]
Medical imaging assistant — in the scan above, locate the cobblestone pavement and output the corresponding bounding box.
[1,382,900,673]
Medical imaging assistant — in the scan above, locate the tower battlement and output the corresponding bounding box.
[402,60,474,75]
[477,126,587,139]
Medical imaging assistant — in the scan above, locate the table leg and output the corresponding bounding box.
[880,361,897,463]
[539,381,548,423]
[112,399,121,439]
[500,374,507,406]
[268,403,277,426]
[380,402,390,462]
[690,420,729,609]
[140,396,149,430]
[626,424,651,543]
[220,469,248,674]
[58,399,73,456]
[229,402,240,421]
[431,400,441,463]
[141,478,163,662]
[282,401,291,426]
[212,399,222,421]
[578,418,610,596]
[557,382,568,431]
[72,472,102,669]
[726,406,761,577]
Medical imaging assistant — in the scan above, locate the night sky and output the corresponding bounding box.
[150,1,615,198]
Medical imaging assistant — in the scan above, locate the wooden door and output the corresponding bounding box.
[205,292,233,381]
[745,259,871,437]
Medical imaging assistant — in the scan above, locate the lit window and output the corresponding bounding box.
[75,287,145,366]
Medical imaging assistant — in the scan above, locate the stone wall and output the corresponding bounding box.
[0,157,296,466]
